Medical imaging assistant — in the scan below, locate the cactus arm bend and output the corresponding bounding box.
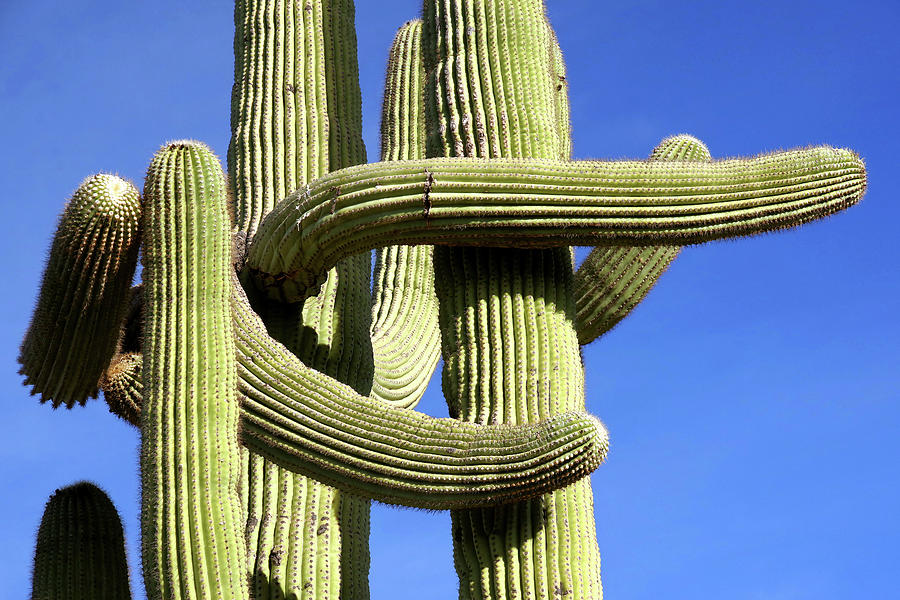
[370,19,441,408]
[573,135,712,345]
[244,148,867,302]
[232,273,608,508]
[19,174,141,408]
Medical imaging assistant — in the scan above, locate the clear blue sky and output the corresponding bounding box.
[2,1,898,598]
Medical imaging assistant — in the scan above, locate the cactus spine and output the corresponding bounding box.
[31,482,132,600]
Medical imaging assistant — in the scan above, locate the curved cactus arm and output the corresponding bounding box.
[370,244,440,407]
[234,275,609,509]
[244,148,866,302]
[370,19,441,408]
[574,135,712,345]
[141,141,247,600]
[92,279,609,510]
[31,482,132,600]
[19,174,141,408]
[574,246,679,344]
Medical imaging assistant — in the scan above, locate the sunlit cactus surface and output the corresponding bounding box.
[19,1,865,599]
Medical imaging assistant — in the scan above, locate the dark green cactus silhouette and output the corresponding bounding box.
[19,0,865,599]
[31,482,132,600]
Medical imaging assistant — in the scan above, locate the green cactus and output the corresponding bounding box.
[19,174,141,408]
[574,135,711,345]
[19,0,867,599]
[31,482,132,600]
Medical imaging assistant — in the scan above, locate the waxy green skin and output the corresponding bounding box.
[20,0,866,599]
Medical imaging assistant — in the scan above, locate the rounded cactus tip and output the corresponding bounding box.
[160,138,215,154]
[47,480,111,502]
[69,173,141,229]
[19,173,141,408]
[100,352,142,427]
[651,134,712,162]
[33,481,131,600]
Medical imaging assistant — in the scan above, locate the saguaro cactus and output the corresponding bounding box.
[31,482,132,600]
[19,0,866,599]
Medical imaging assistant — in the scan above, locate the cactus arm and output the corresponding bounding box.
[423,1,605,596]
[573,246,679,344]
[573,135,712,345]
[100,352,142,426]
[233,274,608,508]
[370,20,442,408]
[87,281,609,510]
[19,174,141,408]
[140,141,247,600]
[244,148,867,302]
[31,482,132,600]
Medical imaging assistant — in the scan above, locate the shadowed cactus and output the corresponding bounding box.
[19,0,866,599]
[20,174,141,408]
[31,482,132,600]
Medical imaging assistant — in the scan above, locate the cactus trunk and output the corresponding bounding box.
[230,1,372,597]
[423,1,603,597]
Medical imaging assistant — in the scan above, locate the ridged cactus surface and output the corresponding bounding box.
[19,174,140,408]
[17,1,868,599]
[31,482,132,600]
[230,1,373,595]
[140,141,247,600]
[573,135,712,345]
[424,1,605,596]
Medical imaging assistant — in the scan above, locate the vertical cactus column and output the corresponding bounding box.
[230,1,372,597]
[424,1,603,597]
[31,482,132,600]
[141,141,247,600]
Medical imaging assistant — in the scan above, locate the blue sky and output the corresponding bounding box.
[1,1,898,598]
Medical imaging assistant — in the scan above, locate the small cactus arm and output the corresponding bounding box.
[370,19,442,409]
[19,174,140,408]
[140,141,247,600]
[31,482,132,600]
[100,352,142,427]
[573,135,711,345]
